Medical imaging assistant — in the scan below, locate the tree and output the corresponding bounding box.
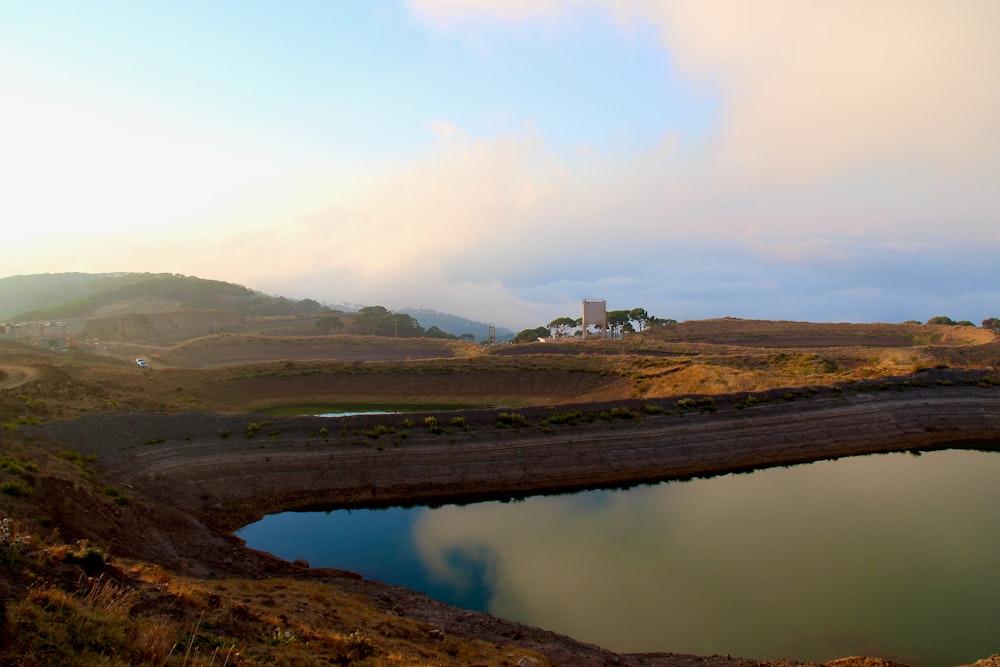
[423,325,457,339]
[548,317,577,338]
[606,310,632,338]
[350,306,424,337]
[297,298,327,314]
[513,326,550,343]
[389,313,424,337]
[628,308,651,331]
[983,318,1000,330]
[353,306,391,335]
[927,316,956,325]
[315,315,343,334]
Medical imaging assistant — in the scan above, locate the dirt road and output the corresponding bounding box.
[0,364,38,390]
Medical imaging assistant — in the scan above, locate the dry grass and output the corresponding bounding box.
[1,537,549,667]
[3,319,996,420]
[0,318,996,665]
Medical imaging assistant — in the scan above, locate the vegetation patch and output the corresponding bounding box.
[496,412,530,428]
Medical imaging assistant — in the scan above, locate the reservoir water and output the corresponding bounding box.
[237,447,1000,666]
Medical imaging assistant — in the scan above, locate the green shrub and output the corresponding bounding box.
[56,450,83,464]
[696,397,718,412]
[735,395,762,409]
[0,456,38,476]
[363,424,394,439]
[541,411,586,426]
[496,412,529,428]
[344,629,374,659]
[1,480,34,497]
[677,396,718,412]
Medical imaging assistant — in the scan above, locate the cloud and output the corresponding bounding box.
[411,452,1000,658]
[405,0,580,27]
[408,0,1000,182]
[9,2,996,331]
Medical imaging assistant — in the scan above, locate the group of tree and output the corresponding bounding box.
[548,308,675,339]
[315,306,475,341]
[925,316,1000,329]
[511,307,673,343]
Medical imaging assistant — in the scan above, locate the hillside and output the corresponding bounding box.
[0,273,508,346]
[1,314,999,665]
[0,272,329,322]
[400,307,516,341]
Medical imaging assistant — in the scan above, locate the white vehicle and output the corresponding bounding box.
[136,358,148,368]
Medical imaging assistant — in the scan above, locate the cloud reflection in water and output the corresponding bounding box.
[410,450,1000,665]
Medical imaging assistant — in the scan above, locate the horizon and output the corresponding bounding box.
[2,2,998,330]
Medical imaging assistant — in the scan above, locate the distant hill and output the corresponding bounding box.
[399,308,515,342]
[0,273,329,322]
[0,272,132,320]
[0,273,515,346]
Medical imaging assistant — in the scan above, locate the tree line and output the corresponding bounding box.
[924,316,1000,329]
[315,306,1000,344]
[513,308,674,343]
[315,306,475,341]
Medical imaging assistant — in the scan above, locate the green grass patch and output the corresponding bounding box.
[1,480,34,497]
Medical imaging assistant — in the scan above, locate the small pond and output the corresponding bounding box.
[238,447,1000,666]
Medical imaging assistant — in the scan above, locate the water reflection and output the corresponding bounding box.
[238,449,1000,666]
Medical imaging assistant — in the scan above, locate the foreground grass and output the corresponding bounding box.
[0,526,546,667]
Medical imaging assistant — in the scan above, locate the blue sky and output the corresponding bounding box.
[2,1,998,329]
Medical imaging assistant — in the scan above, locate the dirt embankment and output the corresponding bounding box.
[30,375,1000,667]
[42,379,1000,544]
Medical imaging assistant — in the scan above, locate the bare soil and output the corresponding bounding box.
[3,319,1000,666]
[32,373,1000,666]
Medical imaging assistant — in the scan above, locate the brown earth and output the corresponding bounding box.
[2,319,1000,666]
[25,375,1000,666]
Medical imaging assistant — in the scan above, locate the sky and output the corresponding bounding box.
[2,1,998,330]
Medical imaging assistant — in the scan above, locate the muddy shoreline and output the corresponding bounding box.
[36,377,1000,667]
[43,377,1000,538]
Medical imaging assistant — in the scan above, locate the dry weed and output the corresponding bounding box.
[84,576,139,619]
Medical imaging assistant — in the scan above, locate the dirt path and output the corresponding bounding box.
[0,364,38,390]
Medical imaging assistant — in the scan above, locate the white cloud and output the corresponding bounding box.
[408,0,1000,182]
